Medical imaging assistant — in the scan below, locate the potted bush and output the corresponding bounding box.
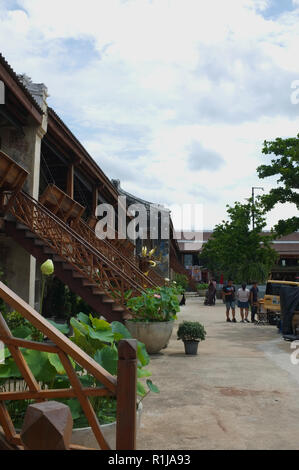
[196,283,209,297]
[177,321,206,355]
[0,312,159,449]
[125,286,180,354]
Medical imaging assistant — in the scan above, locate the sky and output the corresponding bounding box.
[0,0,298,230]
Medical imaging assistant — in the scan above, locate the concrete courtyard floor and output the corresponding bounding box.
[137,296,299,450]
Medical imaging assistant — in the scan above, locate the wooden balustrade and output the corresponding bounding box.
[10,190,145,310]
[75,218,158,290]
[0,281,137,450]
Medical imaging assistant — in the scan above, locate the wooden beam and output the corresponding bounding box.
[0,387,110,401]
[67,163,74,199]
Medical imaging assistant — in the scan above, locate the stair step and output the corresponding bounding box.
[82,280,97,287]
[92,288,105,295]
[112,305,125,312]
[73,272,85,279]
[43,247,55,254]
[62,263,74,270]
[102,296,114,304]
[25,231,36,239]
[34,239,45,246]
[17,223,29,230]
[53,255,64,262]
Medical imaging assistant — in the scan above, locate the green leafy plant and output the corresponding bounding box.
[177,321,207,342]
[196,283,209,290]
[0,313,159,429]
[3,310,44,342]
[173,273,189,291]
[126,286,180,322]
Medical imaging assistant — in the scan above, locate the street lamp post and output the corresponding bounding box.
[252,186,264,230]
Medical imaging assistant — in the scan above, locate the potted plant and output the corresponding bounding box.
[177,321,206,355]
[0,312,159,450]
[196,283,209,297]
[125,286,180,354]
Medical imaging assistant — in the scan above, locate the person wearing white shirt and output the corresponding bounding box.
[237,284,250,323]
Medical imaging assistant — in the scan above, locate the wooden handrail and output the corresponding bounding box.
[0,281,116,391]
[9,190,146,309]
[76,218,158,289]
[0,281,137,450]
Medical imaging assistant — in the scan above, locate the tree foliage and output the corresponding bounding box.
[200,200,278,284]
[257,134,299,235]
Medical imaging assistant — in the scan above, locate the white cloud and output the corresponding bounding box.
[0,0,298,230]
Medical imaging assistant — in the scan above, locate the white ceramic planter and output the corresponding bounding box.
[125,320,174,354]
[71,402,143,450]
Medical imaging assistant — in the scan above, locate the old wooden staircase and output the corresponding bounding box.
[0,150,164,322]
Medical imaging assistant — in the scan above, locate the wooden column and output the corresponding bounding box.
[67,163,74,199]
[116,339,137,450]
[92,186,99,216]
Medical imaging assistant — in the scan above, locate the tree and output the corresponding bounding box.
[200,200,278,284]
[257,134,299,235]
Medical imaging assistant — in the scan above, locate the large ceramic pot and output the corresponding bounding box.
[125,320,174,354]
[71,402,143,450]
[197,289,206,297]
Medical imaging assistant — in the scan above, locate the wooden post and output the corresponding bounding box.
[116,339,137,450]
[20,401,73,450]
[92,187,99,215]
[67,163,74,199]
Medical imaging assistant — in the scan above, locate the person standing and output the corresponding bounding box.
[237,283,250,323]
[206,280,216,305]
[250,281,259,323]
[222,280,236,322]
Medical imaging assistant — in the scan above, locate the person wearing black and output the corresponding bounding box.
[250,281,259,323]
[222,280,236,322]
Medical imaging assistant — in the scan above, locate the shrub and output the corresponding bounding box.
[177,321,206,342]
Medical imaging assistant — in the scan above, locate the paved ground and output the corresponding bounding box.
[137,296,299,450]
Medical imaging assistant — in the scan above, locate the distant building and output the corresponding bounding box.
[175,230,299,283]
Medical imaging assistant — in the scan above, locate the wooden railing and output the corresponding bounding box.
[75,219,158,290]
[0,281,137,450]
[10,191,146,309]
